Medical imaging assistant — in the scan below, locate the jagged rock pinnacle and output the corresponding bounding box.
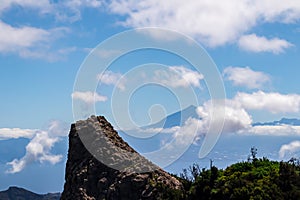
[61,116,182,200]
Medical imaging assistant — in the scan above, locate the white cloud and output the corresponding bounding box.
[97,70,126,90]
[223,66,270,89]
[4,120,68,173]
[245,125,300,136]
[108,0,300,47]
[0,21,50,53]
[0,21,71,60]
[279,140,300,159]
[197,100,252,134]
[234,91,300,113]
[0,128,39,140]
[238,34,292,53]
[154,66,204,88]
[170,117,201,148]
[97,66,203,91]
[0,0,102,59]
[6,131,62,173]
[255,1,300,23]
[47,120,69,137]
[72,91,107,104]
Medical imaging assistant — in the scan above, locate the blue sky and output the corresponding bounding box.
[1,0,300,193]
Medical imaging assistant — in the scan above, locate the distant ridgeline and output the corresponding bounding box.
[0,186,60,200]
[253,118,300,126]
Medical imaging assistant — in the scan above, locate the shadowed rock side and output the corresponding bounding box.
[61,116,182,200]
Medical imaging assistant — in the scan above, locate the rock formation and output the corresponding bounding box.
[61,116,182,200]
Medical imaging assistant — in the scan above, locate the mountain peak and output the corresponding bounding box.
[61,115,183,199]
[144,105,198,129]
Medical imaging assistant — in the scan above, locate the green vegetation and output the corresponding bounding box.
[165,148,300,200]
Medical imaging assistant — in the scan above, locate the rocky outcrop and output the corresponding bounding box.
[61,116,182,200]
[0,186,60,200]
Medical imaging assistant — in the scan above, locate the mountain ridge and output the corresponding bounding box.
[0,186,60,200]
[253,117,300,126]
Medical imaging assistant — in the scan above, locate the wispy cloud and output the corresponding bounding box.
[0,0,102,22]
[279,140,300,159]
[92,49,122,59]
[238,34,292,54]
[223,66,270,89]
[153,66,204,88]
[72,91,107,104]
[0,0,51,14]
[97,70,126,90]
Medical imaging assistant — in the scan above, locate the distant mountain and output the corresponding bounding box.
[118,105,199,152]
[0,187,60,200]
[253,118,300,126]
[144,105,198,129]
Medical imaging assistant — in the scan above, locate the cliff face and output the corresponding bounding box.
[61,116,182,200]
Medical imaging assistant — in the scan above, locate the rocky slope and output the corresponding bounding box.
[61,116,182,200]
[0,186,60,200]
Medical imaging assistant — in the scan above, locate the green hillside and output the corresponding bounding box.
[163,148,300,200]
